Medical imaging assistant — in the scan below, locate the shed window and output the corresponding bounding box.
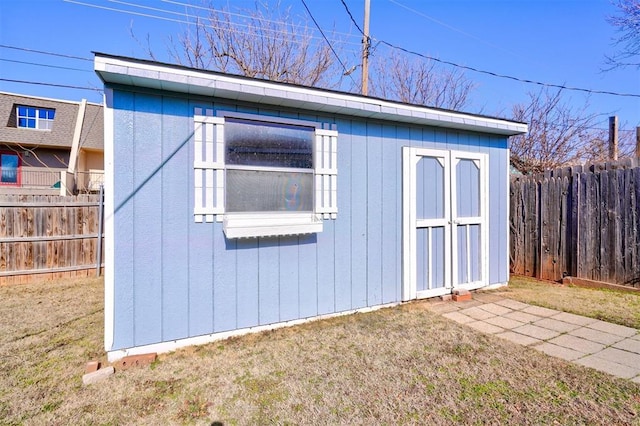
[16,106,55,130]
[193,110,338,238]
[225,118,314,213]
[225,118,314,169]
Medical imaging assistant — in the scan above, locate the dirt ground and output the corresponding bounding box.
[1,276,639,425]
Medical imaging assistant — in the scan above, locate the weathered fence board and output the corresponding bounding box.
[0,194,103,284]
[511,159,640,287]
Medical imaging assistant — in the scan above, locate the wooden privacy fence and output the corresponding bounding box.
[510,158,640,287]
[0,193,104,284]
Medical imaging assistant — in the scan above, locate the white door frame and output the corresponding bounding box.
[402,147,488,301]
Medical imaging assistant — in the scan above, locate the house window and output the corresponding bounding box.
[17,106,55,130]
[193,110,338,238]
[0,152,20,185]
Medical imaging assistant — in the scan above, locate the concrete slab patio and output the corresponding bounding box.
[430,293,640,384]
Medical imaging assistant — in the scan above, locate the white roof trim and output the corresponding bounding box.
[94,54,527,136]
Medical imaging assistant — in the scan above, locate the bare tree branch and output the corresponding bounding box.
[163,1,346,89]
[605,0,640,70]
[369,51,474,110]
[509,88,635,173]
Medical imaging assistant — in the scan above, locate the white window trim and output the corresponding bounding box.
[193,109,338,238]
[16,106,55,131]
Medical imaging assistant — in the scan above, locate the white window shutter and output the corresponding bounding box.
[314,128,338,219]
[194,110,225,223]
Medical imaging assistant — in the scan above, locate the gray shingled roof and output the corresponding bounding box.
[0,92,103,150]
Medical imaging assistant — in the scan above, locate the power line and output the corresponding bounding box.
[162,0,362,41]
[387,0,531,64]
[65,0,192,24]
[0,78,102,92]
[378,40,640,98]
[339,0,364,35]
[0,45,92,61]
[338,2,639,99]
[300,0,357,87]
[0,58,92,73]
[65,0,362,47]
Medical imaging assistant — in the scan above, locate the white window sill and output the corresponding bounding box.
[223,212,323,239]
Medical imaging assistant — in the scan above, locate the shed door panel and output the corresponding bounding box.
[451,154,488,290]
[403,147,488,300]
[414,151,451,298]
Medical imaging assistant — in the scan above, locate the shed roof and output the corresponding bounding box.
[94,52,527,137]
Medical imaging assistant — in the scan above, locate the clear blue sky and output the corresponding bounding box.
[1,0,638,132]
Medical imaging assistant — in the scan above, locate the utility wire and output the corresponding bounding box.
[338,0,639,98]
[339,0,364,35]
[300,0,357,87]
[387,0,530,64]
[0,58,92,73]
[66,0,361,47]
[0,78,102,91]
[379,40,640,98]
[0,45,92,61]
[161,0,362,40]
[7,2,638,99]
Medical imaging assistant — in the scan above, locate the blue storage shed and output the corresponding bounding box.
[95,53,527,361]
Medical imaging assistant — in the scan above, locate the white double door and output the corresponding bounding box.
[402,147,488,300]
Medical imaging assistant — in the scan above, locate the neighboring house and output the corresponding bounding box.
[0,92,104,194]
[95,53,528,361]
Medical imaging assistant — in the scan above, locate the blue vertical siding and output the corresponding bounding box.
[235,238,259,328]
[109,89,511,351]
[131,94,164,346]
[212,224,236,332]
[432,227,445,288]
[279,237,300,322]
[112,91,135,350]
[317,221,336,315]
[258,238,280,325]
[333,119,353,312]
[160,97,191,342]
[457,226,469,283]
[187,216,215,337]
[381,124,400,304]
[469,224,481,282]
[349,124,368,309]
[416,228,427,291]
[488,141,510,284]
[456,158,480,217]
[297,234,318,318]
[366,122,383,306]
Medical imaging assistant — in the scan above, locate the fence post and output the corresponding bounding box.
[572,173,580,278]
[96,185,104,277]
[609,116,618,161]
[636,126,640,159]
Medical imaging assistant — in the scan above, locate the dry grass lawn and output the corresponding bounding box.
[1,276,639,425]
[490,275,640,329]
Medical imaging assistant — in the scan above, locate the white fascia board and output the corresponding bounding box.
[286,90,307,102]
[94,54,528,136]
[380,105,398,115]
